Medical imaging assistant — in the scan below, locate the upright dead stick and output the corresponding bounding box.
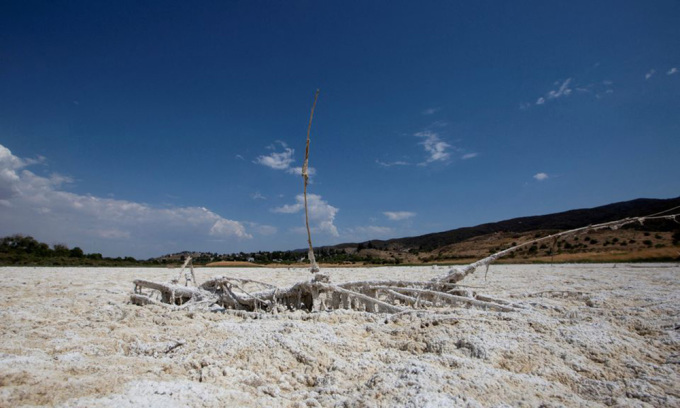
[303,89,320,273]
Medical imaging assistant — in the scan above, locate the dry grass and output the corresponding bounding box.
[518,247,680,263]
[355,228,679,265]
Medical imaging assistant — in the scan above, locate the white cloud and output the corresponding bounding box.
[0,144,255,258]
[246,223,277,236]
[0,145,26,199]
[422,107,441,115]
[414,131,451,164]
[272,202,302,214]
[254,146,295,170]
[251,192,266,200]
[255,142,316,178]
[536,78,574,105]
[645,69,655,80]
[535,77,619,105]
[533,172,549,181]
[273,194,339,236]
[286,166,316,176]
[461,153,478,160]
[209,219,251,238]
[547,78,572,100]
[668,67,678,76]
[376,159,410,167]
[384,211,416,221]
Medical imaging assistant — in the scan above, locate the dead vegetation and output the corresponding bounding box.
[131,213,679,315]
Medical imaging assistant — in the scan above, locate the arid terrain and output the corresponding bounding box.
[1,264,678,407]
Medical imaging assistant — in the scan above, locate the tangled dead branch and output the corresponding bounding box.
[130,213,679,315]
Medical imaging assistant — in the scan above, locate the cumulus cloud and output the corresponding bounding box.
[0,144,255,258]
[645,69,656,80]
[273,194,339,236]
[246,223,277,236]
[209,219,251,238]
[253,142,295,170]
[415,131,451,164]
[254,142,315,177]
[461,153,478,160]
[668,67,678,76]
[384,211,416,221]
[0,145,26,199]
[533,172,549,181]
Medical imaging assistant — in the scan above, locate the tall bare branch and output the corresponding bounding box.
[303,89,320,273]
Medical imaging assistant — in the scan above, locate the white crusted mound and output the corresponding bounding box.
[1,264,678,407]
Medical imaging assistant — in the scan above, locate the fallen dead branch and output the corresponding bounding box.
[130,212,678,315]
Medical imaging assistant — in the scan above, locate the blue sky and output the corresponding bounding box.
[1,1,678,258]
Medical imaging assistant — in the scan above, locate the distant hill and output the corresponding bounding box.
[329,196,680,253]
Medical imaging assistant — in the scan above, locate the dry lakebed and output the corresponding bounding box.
[1,264,678,407]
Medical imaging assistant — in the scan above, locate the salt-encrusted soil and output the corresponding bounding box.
[1,264,678,407]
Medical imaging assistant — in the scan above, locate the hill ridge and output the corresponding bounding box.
[326,196,680,252]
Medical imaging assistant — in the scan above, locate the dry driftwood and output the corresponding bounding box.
[130,213,679,315]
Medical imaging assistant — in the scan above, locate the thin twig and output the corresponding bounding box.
[303,89,320,273]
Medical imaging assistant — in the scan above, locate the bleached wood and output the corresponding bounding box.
[131,206,679,316]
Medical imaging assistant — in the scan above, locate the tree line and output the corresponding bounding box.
[0,235,144,266]
[0,235,399,267]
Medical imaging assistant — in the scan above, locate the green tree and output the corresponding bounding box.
[69,247,84,258]
[53,243,70,257]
